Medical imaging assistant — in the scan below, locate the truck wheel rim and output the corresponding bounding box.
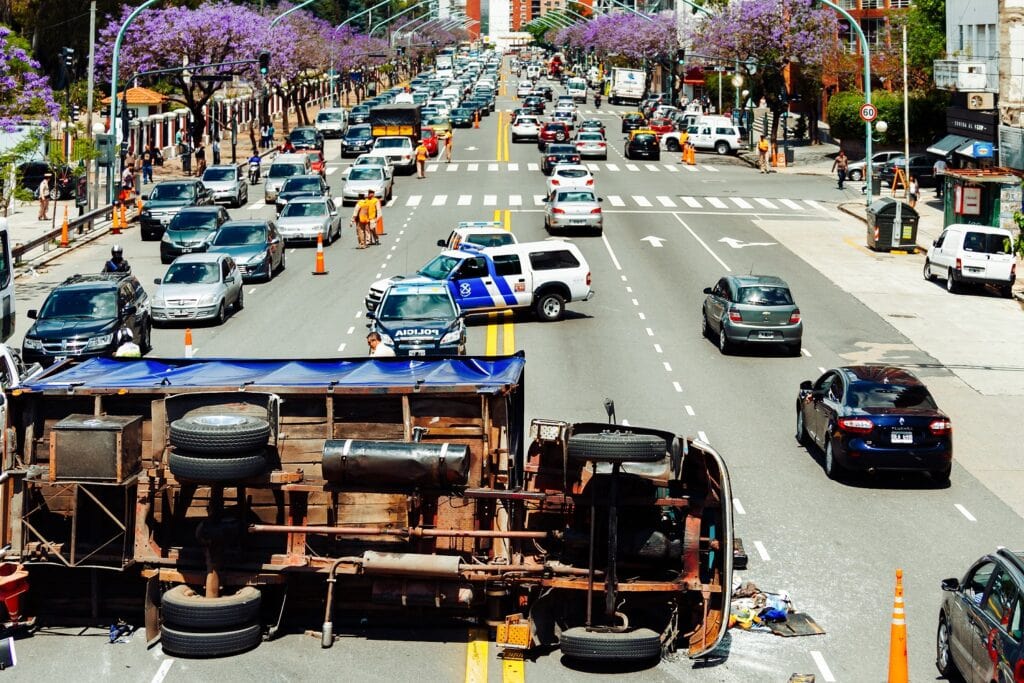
[543,298,560,317]
[194,415,247,427]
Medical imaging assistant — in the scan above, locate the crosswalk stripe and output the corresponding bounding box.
[245,201,263,211]
[657,196,676,207]
[446,164,458,172]
[645,164,660,172]
[468,163,479,171]
[625,164,640,171]
[586,163,601,171]
[458,194,472,206]
[633,195,652,207]
[427,164,438,172]
[508,162,519,171]
[755,197,777,209]
[682,164,698,172]
[606,195,624,207]
[527,163,539,171]
[606,163,620,171]
[484,194,497,206]
[664,165,679,172]
[730,197,753,209]
[805,199,828,212]
[432,194,447,206]
[534,194,547,206]
[707,197,728,209]
[406,195,422,207]
[509,194,522,206]
[326,167,338,176]
[488,163,499,171]
[681,196,701,208]
[779,198,804,210]
[702,165,720,172]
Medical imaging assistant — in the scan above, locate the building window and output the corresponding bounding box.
[839,0,856,8]
[889,0,911,8]
[862,0,882,8]
[862,18,884,47]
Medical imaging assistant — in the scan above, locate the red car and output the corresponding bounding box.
[306,151,326,178]
[648,118,676,135]
[537,122,571,150]
[421,127,440,157]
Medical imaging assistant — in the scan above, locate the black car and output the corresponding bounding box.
[625,132,660,160]
[450,107,475,128]
[541,144,582,175]
[937,548,1024,682]
[22,273,152,367]
[140,179,213,241]
[621,112,647,134]
[349,105,371,125]
[274,174,329,214]
[795,366,953,484]
[536,85,554,101]
[465,98,490,117]
[341,124,374,158]
[522,96,545,114]
[877,154,936,187]
[17,161,75,200]
[288,126,324,152]
[160,206,231,264]
[368,282,467,357]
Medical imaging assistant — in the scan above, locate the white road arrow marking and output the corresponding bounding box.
[465,146,479,151]
[641,236,665,247]
[719,237,776,249]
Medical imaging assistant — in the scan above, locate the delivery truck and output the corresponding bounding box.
[609,67,646,105]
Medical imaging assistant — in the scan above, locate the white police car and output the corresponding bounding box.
[366,282,466,356]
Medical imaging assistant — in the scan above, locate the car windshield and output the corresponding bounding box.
[268,164,302,178]
[202,168,235,181]
[578,134,602,141]
[150,183,193,200]
[555,191,596,203]
[212,225,265,246]
[376,139,409,149]
[417,253,461,280]
[848,382,938,410]
[556,168,589,178]
[548,145,576,155]
[963,231,1013,255]
[352,106,369,114]
[632,134,657,144]
[348,128,371,139]
[379,292,455,320]
[317,112,344,122]
[40,288,117,320]
[168,212,217,231]
[281,202,327,217]
[738,286,794,306]
[454,109,472,115]
[283,178,322,192]
[163,262,220,285]
[349,168,383,181]
[465,233,515,247]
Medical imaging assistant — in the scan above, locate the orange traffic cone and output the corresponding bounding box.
[184,328,194,359]
[135,192,143,214]
[887,568,909,683]
[111,203,122,234]
[473,112,479,129]
[375,215,384,237]
[312,231,328,275]
[686,145,696,165]
[60,207,70,248]
[119,201,128,229]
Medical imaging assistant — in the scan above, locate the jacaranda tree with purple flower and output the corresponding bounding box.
[0,25,59,134]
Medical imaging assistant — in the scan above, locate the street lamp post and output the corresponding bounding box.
[270,0,315,29]
[370,1,435,37]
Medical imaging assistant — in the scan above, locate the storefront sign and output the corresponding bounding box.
[955,185,982,215]
[947,107,997,141]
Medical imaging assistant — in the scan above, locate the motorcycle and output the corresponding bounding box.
[248,160,261,185]
[594,95,602,109]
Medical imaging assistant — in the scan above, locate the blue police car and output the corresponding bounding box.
[367,282,466,356]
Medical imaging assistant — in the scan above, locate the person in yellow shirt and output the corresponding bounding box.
[757,135,770,174]
[415,141,429,178]
[677,130,690,164]
[351,189,382,248]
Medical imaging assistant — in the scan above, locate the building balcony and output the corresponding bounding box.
[934,56,999,93]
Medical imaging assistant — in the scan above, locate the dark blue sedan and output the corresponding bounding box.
[795,366,952,484]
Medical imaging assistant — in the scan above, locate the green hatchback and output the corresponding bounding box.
[702,275,803,356]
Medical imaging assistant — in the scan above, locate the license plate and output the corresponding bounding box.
[160,218,170,225]
[758,331,775,339]
[181,247,192,253]
[54,355,67,363]
[966,266,983,273]
[172,310,189,317]
[570,219,586,225]
[409,349,426,357]
[891,430,913,444]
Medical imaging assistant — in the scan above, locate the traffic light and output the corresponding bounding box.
[71,103,81,119]
[397,46,405,57]
[258,51,271,76]
[675,48,686,65]
[61,47,74,68]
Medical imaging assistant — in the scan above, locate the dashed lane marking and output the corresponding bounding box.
[509,195,522,206]
[810,651,836,682]
[754,541,771,561]
[754,197,777,209]
[468,163,479,171]
[684,405,695,416]
[326,167,338,175]
[633,195,652,207]
[427,164,438,172]
[653,343,663,353]
[508,162,519,171]
[446,164,459,172]
[664,164,679,172]
[484,194,497,206]
[779,198,803,210]
[730,197,753,209]
[337,342,346,352]
[606,163,620,171]
[673,382,682,392]
[802,348,812,357]
[662,362,672,372]
[151,659,175,683]
[625,164,640,172]
[697,430,709,443]
[733,498,745,515]
[806,199,828,212]
[346,326,355,335]
[682,164,698,172]
[533,194,546,206]
[527,163,539,171]
[406,195,422,207]
[488,163,499,171]
[638,312,646,320]
[631,298,639,306]
[645,327,654,336]
[818,366,826,374]
[244,201,263,211]
[955,504,977,522]
[657,196,676,207]
[701,165,720,173]
[644,164,660,172]
[706,197,728,209]
[432,195,447,206]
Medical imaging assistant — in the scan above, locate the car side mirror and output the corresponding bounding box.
[141,194,149,200]
[225,276,235,284]
[437,239,446,247]
[702,287,713,295]
[27,309,37,319]
[597,197,603,202]
[799,380,813,391]
[365,310,375,320]
[940,578,960,592]
[932,239,939,247]
[153,278,162,285]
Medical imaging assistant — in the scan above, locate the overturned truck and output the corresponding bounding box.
[0,354,732,663]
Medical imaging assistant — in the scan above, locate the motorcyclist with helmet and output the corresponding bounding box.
[102,244,131,273]
[248,153,262,184]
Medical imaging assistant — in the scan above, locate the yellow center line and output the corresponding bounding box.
[465,627,489,683]
[502,654,525,683]
[495,110,504,162]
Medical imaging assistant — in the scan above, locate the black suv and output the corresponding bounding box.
[17,161,75,200]
[877,154,935,187]
[625,132,661,161]
[541,144,582,175]
[140,179,213,240]
[368,282,466,356]
[274,174,329,214]
[22,273,152,367]
[288,126,324,152]
[341,124,373,158]
[160,206,231,264]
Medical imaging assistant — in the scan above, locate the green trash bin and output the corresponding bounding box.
[865,197,919,251]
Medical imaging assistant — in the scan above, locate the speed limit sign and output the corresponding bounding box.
[859,103,878,122]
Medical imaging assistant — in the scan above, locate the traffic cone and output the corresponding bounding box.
[60,206,70,248]
[184,328,194,359]
[473,112,479,129]
[375,215,384,237]
[686,145,696,165]
[312,231,328,275]
[135,192,143,214]
[119,201,128,229]
[111,202,121,235]
[887,568,909,683]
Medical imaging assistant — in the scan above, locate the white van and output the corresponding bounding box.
[924,223,1016,297]
[686,118,743,155]
[315,108,348,138]
[566,77,588,103]
[525,64,541,80]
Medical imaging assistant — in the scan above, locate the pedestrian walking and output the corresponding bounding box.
[757,135,770,174]
[268,123,275,149]
[367,331,395,357]
[908,176,919,208]
[832,149,849,189]
[194,145,207,177]
[212,138,221,165]
[444,131,453,163]
[352,190,382,248]
[37,172,51,220]
[933,157,947,198]
[181,137,192,176]
[121,164,134,194]
[259,124,268,148]
[174,129,183,151]
[142,147,153,185]
[416,141,429,178]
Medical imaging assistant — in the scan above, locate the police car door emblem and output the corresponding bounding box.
[459,282,472,297]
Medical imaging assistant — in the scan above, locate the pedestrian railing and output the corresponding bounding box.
[13,204,114,265]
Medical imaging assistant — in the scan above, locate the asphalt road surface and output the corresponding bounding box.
[9,63,1024,682]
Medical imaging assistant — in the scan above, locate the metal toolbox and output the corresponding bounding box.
[49,414,142,482]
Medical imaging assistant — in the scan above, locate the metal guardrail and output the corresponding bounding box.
[12,204,114,264]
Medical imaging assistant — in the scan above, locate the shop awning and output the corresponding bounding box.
[927,134,973,156]
[955,139,996,159]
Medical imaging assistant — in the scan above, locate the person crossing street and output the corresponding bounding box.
[352,190,382,249]
[416,140,429,178]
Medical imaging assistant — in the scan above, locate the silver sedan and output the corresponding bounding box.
[151,253,243,326]
[342,166,393,205]
[276,196,343,243]
[543,189,603,236]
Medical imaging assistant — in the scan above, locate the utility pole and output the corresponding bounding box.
[902,24,909,167]
[86,0,97,209]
